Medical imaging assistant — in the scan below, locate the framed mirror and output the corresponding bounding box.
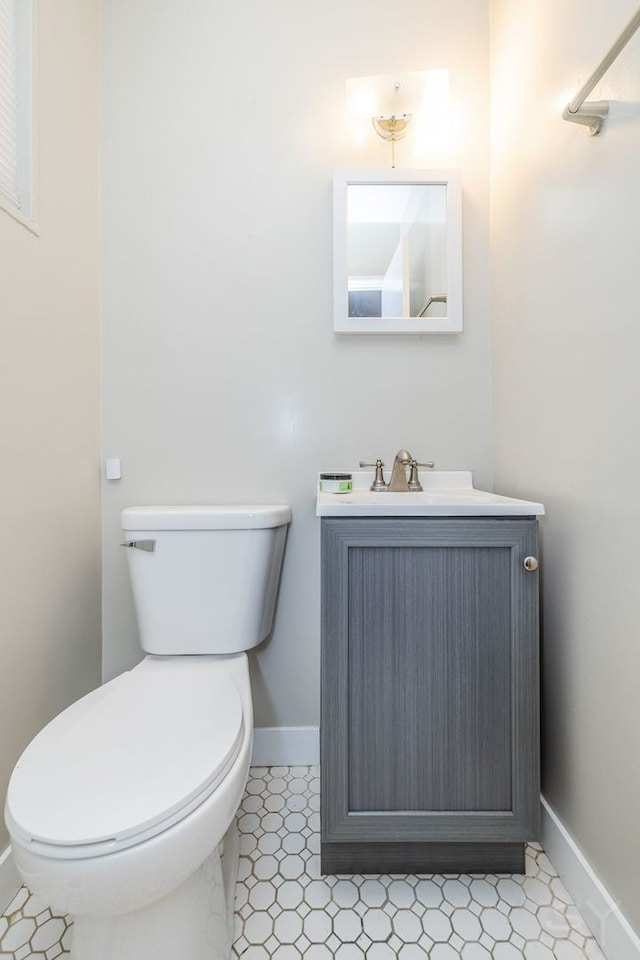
[333,169,462,334]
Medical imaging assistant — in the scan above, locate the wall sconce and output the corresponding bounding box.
[346,69,450,168]
[372,109,412,169]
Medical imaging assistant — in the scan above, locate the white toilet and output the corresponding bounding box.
[5,504,291,960]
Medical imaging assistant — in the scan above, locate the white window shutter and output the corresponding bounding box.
[0,0,19,209]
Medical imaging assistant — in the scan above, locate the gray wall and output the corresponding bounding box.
[0,0,101,853]
[100,0,493,727]
[490,0,640,935]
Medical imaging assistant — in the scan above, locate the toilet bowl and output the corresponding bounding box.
[5,504,291,960]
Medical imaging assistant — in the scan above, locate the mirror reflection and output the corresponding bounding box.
[347,184,447,319]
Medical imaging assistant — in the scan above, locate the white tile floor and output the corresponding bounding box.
[0,766,608,960]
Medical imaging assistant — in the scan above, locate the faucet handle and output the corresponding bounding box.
[359,459,388,491]
[408,459,435,491]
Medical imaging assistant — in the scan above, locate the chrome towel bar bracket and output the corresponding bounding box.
[563,6,640,136]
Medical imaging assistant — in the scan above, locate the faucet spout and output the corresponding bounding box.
[388,449,413,492]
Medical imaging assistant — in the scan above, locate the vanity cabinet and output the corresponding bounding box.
[320,516,540,875]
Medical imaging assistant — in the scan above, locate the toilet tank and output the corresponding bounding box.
[121,505,291,655]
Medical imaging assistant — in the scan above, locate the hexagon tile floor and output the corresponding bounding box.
[0,766,608,960]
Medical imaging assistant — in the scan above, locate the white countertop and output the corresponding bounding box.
[316,471,545,518]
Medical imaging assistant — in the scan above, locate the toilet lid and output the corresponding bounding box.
[6,657,244,852]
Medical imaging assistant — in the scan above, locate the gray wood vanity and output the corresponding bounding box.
[318,472,544,875]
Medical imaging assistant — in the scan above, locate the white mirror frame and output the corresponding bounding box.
[333,168,463,335]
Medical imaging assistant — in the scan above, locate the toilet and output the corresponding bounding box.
[4,504,291,960]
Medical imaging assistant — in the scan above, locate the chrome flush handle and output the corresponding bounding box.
[120,540,156,552]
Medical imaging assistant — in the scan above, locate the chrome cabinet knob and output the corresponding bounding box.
[523,556,539,572]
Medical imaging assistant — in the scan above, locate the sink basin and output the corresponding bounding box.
[316,471,545,517]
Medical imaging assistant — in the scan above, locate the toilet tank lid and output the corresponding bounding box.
[122,504,292,531]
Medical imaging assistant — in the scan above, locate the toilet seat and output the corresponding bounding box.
[5,656,244,859]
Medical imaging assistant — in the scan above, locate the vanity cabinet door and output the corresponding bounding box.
[320,517,540,873]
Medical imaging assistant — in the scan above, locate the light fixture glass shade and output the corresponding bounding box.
[371,114,413,142]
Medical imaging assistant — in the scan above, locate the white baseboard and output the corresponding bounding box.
[0,845,20,913]
[541,797,640,960]
[251,726,319,767]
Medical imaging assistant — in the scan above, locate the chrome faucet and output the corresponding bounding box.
[360,450,435,492]
[388,449,414,491]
